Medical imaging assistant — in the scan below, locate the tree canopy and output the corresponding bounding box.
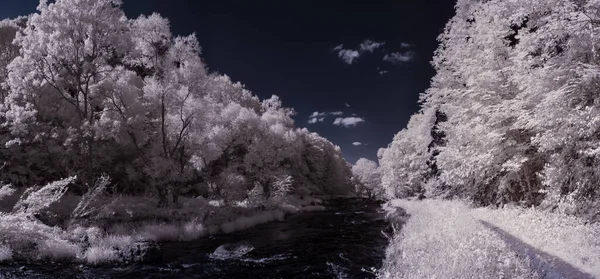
[0,0,355,207]
[378,0,600,219]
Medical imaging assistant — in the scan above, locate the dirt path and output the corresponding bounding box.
[480,220,596,279]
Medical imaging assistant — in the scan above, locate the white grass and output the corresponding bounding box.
[208,200,225,207]
[13,176,76,214]
[136,220,206,242]
[84,235,135,264]
[0,184,16,201]
[0,193,324,265]
[279,204,300,214]
[278,195,326,214]
[473,205,600,277]
[84,246,119,265]
[379,199,537,279]
[69,226,104,244]
[0,213,68,254]
[96,235,136,251]
[38,238,79,261]
[221,210,285,234]
[180,221,206,240]
[138,223,181,242]
[0,245,12,262]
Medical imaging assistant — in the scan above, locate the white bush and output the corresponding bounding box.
[268,175,293,206]
[84,235,135,265]
[70,175,110,224]
[180,221,206,241]
[247,183,266,207]
[0,184,16,201]
[38,238,79,261]
[13,176,77,215]
[84,246,119,265]
[138,223,181,242]
[0,245,12,262]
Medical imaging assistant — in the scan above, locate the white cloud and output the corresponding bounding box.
[333,45,361,64]
[333,117,365,127]
[359,40,385,53]
[377,67,388,75]
[338,49,360,64]
[383,51,415,64]
[345,103,350,108]
[400,42,413,48]
[352,142,362,146]
[333,40,386,64]
[310,111,327,118]
[308,111,342,124]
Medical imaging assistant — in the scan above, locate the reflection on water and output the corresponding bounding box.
[0,198,390,279]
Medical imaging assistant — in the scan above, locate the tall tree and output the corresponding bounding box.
[352,158,382,199]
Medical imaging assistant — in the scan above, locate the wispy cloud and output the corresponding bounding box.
[377,67,388,75]
[334,40,415,65]
[333,44,360,64]
[333,40,386,64]
[307,111,326,124]
[359,40,385,53]
[309,111,365,127]
[383,51,415,64]
[345,103,350,108]
[308,111,345,124]
[310,111,327,118]
[307,117,325,124]
[333,117,365,127]
[352,142,362,146]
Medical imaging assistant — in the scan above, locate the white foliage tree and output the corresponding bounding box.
[378,110,434,199]
[0,0,355,212]
[351,158,382,199]
[380,0,600,217]
[3,0,132,188]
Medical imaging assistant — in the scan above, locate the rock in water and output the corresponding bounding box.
[117,241,162,263]
[209,242,254,260]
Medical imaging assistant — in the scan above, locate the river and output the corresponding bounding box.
[1,198,390,279]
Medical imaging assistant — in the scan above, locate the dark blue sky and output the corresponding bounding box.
[0,0,456,164]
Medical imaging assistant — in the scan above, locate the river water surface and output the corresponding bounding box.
[1,198,389,279]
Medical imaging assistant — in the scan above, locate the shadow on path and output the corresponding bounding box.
[479,220,595,279]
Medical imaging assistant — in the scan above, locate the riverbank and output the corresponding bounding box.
[0,191,326,265]
[1,198,388,278]
[379,199,600,279]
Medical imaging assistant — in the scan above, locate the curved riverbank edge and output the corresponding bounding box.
[0,194,331,265]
